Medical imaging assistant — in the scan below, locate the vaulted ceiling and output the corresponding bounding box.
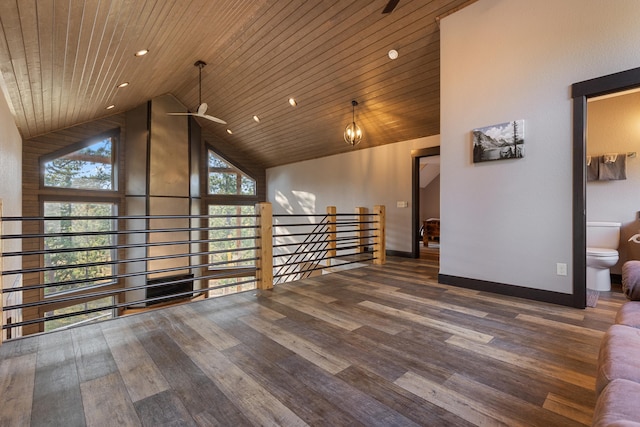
[0,0,474,169]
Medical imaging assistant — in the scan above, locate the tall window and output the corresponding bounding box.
[206,149,258,297]
[208,150,256,195]
[39,130,120,332]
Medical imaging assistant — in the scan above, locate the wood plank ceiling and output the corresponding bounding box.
[0,0,474,169]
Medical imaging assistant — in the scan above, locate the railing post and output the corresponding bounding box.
[256,202,273,290]
[355,207,365,254]
[373,205,386,265]
[326,206,336,266]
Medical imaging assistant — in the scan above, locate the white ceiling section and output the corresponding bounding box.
[0,0,475,168]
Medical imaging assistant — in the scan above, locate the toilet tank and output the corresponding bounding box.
[587,221,621,249]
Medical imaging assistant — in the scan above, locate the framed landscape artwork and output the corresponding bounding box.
[473,120,524,163]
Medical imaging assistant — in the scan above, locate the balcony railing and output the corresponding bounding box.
[0,202,385,343]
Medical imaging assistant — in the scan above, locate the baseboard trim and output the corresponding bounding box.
[387,250,413,258]
[438,274,580,308]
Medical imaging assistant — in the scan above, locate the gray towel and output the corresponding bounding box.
[598,154,626,180]
[587,156,599,181]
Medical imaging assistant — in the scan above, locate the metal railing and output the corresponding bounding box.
[0,202,385,342]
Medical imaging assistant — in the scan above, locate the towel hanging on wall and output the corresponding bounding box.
[587,155,599,181]
[598,153,627,180]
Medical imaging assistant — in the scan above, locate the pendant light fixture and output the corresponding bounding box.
[344,100,363,146]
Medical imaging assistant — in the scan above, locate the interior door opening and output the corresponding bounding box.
[411,147,441,260]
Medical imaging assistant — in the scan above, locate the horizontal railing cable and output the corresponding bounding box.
[1,235,258,258]
[3,278,258,330]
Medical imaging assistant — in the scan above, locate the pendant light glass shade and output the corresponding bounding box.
[344,100,363,146]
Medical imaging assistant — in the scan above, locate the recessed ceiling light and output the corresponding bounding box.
[388,49,399,60]
[253,115,260,123]
[117,82,129,88]
[226,129,233,134]
[288,97,297,107]
[106,104,115,110]
[134,49,149,57]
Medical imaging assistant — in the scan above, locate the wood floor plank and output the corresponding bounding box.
[81,372,141,427]
[0,353,36,426]
[223,342,361,426]
[101,323,170,403]
[240,314,351,374]
[444,372,587,427]
[445,335,595,389]
[543,392,594,426]
[273,292,364,331]
[71,324,118,383]
[516,313,605,340]
[167,317,308,427]
[395,370,516,427]
[170,304,241,350]
[132,323,245,422]
[134,390,198,427]
[278,353,420,427]
[347,281,490,318]
[358,300,495,343]
[336,364,475,427]
[31,330,86,427]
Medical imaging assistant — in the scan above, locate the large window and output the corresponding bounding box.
[42,134,115,190]
[208,150,256,195]
[206,148,258,296]
[37,130,120,332]
[43,201,117,296]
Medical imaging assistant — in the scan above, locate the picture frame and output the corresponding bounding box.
[473,120,524,163]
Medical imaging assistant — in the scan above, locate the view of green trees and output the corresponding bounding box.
[208,151,256,195]
[44,201,116,295]
[43,138,113,190]
[41,136,117,331]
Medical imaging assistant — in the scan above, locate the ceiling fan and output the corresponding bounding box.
[167,60,227,124]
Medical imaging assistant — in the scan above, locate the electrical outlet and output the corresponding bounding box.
[396,201,408,208]
[556,263,567,276]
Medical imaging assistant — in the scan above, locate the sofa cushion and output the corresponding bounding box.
[597,325,640,397]
[622,261,640,300]
[616,302,640,328]
[593,379,640,427]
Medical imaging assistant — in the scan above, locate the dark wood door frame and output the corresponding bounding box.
[572,66,640,307]
[411,146,440,258]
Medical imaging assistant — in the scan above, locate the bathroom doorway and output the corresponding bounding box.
[586,89,640,290]
[411,146,440,260]
[572,67,640,307]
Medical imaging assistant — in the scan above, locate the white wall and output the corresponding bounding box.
[267,135,440,253]
[440,0,640,293]
[0,86,23,337]
[587,91,640,272]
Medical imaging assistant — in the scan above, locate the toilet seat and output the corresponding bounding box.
[587,247,618,257]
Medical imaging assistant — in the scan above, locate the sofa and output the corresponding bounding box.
[593,261,640,426]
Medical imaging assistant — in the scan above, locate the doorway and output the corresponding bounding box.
[572,67,640,308]
[411,146,441,259]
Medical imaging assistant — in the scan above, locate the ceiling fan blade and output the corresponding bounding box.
[382,0,400,13]
[167,112,194,116]
[197,103,208,115]
[200,114,227,125]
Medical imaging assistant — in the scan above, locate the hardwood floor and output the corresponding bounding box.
[0,256,626,426]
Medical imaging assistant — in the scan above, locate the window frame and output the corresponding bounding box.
[206,146,257,198]
[39,128,119,193]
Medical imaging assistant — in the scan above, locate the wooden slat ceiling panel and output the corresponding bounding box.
[1,0,476,169]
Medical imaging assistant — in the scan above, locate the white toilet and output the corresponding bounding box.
[586,221,621,291]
